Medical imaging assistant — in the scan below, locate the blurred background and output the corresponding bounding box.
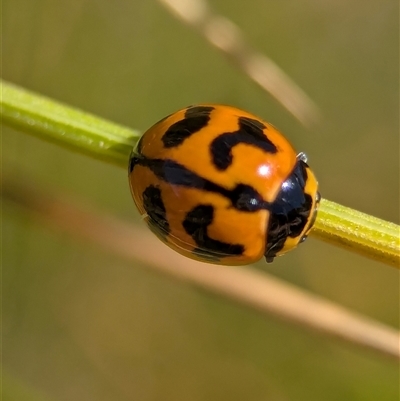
[2,0,399,400]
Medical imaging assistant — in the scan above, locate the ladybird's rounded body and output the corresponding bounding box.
[129,105,320,265]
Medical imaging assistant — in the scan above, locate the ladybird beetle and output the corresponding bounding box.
[129,105,320,265]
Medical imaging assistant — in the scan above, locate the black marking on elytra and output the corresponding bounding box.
[183,205,244,257]
[185,105,215,118]
[229,184,267,212]
[210,116,277,171]
[142,185,170,238]
[264,160,313,260]
[129,154,139,173]
[134,155,271,212]
[161,106,214,148]
[128,136,145,173]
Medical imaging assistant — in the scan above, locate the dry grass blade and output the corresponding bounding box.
[3,175,399,361]
[158,0,321,127]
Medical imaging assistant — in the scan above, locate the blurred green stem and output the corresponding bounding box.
[1,79,399,268]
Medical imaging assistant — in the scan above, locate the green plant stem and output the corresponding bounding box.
[1,79,399,268]
[311,199,399,267]
[1,80,139,167]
